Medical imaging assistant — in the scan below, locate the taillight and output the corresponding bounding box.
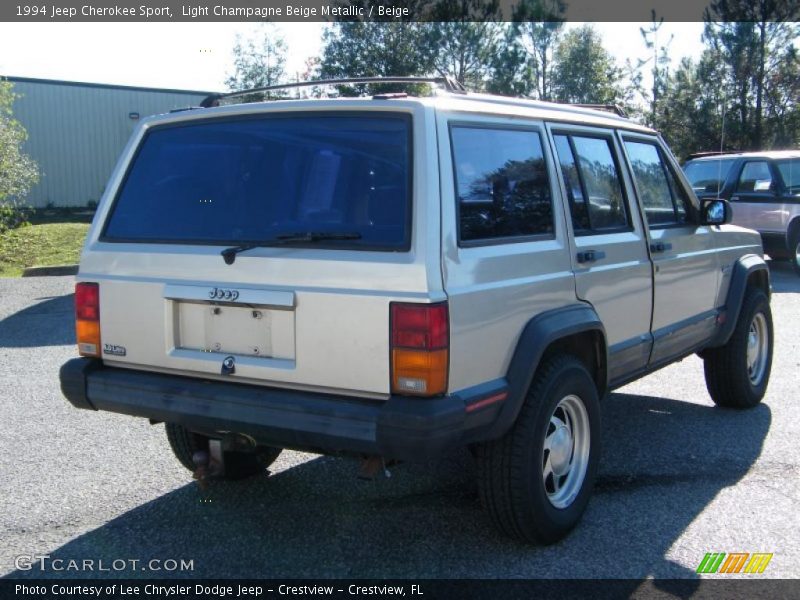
[75,282,100,357]
[390,302,448,396]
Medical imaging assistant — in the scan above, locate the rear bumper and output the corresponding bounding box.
[59,358,507,461]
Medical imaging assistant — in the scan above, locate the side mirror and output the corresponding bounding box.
[701,198,732,226]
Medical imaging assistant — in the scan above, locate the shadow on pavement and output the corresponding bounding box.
[4,391,771,583]
[0,294,74,348]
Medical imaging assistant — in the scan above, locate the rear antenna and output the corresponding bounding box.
[717,91,726,196]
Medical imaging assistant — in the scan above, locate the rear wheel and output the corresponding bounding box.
[165,423,282,480]
[475,355,601,544]
[703,287,773,408]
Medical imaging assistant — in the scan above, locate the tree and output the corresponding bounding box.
[639,11,674,128]
[508,0,566,99]
[703,0,800,149]
[0,80,39,213]
[424,0,503,90]
[657,55,728,159]
[320,22,435,96]
[487,24,535,96]
[225,24,288,99]
[550,25,623,105]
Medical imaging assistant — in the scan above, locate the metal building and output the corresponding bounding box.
[5,76,212,208]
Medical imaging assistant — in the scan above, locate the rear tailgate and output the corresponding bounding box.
[77,101,443,398]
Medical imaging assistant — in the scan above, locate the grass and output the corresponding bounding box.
[0,222,90,277]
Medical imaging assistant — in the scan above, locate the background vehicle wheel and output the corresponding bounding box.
[703,287,773,409]
[790,230,800,276]
[475,355,601,544]
[165,423,282,480]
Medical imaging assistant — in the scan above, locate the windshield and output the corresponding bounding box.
[683,158,736,195]
[102,113,412,250]
[776,159,800,194]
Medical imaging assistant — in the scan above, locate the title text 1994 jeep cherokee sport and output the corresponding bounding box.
[60,77,773,544]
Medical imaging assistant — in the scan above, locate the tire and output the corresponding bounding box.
[475,355,601,544]
[703,287,773,409]
[165,423,282,480]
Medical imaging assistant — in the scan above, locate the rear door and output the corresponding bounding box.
[79,104,441,398]
[620,134,720,366]
[729,159,787,233]
[547,124,653,383]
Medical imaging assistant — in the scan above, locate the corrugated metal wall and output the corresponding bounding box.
[7,77,210,207]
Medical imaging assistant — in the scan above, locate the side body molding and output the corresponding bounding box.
[485,304,607,440]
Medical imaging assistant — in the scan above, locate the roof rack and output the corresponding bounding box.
[200,76,467,107]
[571,104,629,118]
[685,151,738,160]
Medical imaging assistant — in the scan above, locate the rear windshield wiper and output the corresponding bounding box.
[221,232,362,265]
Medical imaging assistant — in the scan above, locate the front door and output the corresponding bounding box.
[620,134,720,366]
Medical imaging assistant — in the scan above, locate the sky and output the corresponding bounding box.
[0,21,705,93]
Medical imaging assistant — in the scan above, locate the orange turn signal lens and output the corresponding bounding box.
[76,319,101,357]
[391,348,448,396]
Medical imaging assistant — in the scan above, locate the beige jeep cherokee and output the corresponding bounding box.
[60,77,773,544]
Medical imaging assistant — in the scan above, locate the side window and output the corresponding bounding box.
[736,161,773,193]
[553,133,629,233]
[451,126,554,243]
[624,140,691,226]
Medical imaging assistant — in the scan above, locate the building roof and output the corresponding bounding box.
[2,75,215,96]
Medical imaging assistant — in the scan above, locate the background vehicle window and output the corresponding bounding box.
[555,134,628,232]
[683,158,735,194]
[776,159,800,194]
[624,141,689,226]
[736,161,773,193]
[451,126,553,242]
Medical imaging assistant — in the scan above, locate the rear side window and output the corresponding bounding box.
[736,161,773,193]
[450,126,554,244]
[102,114,412,250]
[553,133,629,233]
[624,140,691,227]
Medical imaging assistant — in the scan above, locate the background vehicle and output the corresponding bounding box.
[683,150,800,274]
[60,78,773,544]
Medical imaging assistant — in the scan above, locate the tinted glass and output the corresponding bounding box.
[736,161,772,193]
[103,115,411,249]
[571,136,628,230]
[683,158,735,194]
[776,159,800,194]
[554,135,590,231]
[624,141,678,226]
[451,127,553,242]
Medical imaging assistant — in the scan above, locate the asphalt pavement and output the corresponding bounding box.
[1,263,798,581]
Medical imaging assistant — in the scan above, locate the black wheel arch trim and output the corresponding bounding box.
[485,303,607,440]
[708,253,770,348]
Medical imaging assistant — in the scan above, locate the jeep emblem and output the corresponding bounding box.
[209,287,240,301]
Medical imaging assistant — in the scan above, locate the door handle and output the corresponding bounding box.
[649,242,673,253]
[576,250,606,263]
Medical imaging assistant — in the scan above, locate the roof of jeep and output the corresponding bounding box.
[145,92,657,135]
[686,149,800,162]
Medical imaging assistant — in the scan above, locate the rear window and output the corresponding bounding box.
[683,158,735,195]
[102,113,412,250]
